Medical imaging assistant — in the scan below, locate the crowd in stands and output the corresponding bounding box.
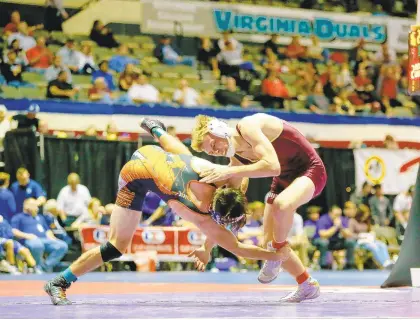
[0,10,419,118]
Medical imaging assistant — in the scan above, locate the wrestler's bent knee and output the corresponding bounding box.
[100,241,123,262]
[273,197,294,214]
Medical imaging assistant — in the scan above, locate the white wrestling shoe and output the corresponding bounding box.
[279,277,320,303]
[257,242,283,284]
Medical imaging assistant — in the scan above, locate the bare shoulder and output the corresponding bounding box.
[238,114,283,138]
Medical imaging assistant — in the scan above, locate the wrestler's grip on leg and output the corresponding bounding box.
[188,247,210,272]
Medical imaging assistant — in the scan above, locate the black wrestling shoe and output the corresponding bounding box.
[44,275,72,305]
[140,118,166,136]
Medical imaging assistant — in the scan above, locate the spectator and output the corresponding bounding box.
[11,198,68,272]
[313,205,356,269]
[343,201,357,220]
[350,181,372,206]
[44,0,69,31]
[103,121,119,141]
[304,206,321,228]
[393,185,414,235]
[0,214,37,274]
[0,173,16,222]
[3,10,43,37]
[214,77,250,108]
[217,40,254,71]
[307,36,326,65]
[56,173,91,226]
[43,199,72,245]
[4,39,28,66]
[83,125,98,139]
[167,125,177,137]
[45,55,72,83]
[12,103,40,130]
[127,75,160,104]
[305,82,331,114]
[368,184,392,226]
[332,89,356,115]
[288,212,309,267]
[46,70,79,100]
[173,79,202,107]
[0,51,35,88]
[197,37,219,74]
[259,70,290,109]
[349,204,394,269]
[10,168,46,213]
[89,20,119,49]
[374,42,397,64]
[383,134,399,150]
[71,198,104,227]
[154,35,195,66]
[57,39,80,73]
[0,105,11,151]
[262,51,284,74]
[25,36,53,72]
[377,65,402,114]
[140,192,173,226]
[217,30,239,51]
[118,64,139,92]
[285,36,307,61]
[335,63,353,90]
[76,43,96,74]
[262,34,286,59]
[100,203,115,226]
[109,44,139,73]
[88,77,114,103]
[92,60,115,91]
[7,22,36,51]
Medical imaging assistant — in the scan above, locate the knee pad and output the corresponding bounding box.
[100,241,122,262]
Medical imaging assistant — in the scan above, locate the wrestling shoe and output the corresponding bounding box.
[44,275,72,305]
[139,118,166,136]
[279,277,320,303]
[257,242,283,284]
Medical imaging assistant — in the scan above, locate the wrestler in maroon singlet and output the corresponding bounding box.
[234,121,327,204]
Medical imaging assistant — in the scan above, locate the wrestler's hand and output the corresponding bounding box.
[199,166,235,183]
[188,247,211,272]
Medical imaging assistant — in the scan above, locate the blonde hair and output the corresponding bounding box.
[191,114,214,152]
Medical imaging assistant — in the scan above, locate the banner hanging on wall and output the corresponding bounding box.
[354,148,420,194]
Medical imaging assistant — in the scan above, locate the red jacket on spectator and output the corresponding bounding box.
[262,77,289,98]
[26,46,53,69]
[381,77,398,99]
[354,75,371,87]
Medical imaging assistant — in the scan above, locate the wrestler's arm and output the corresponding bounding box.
[155,130,192,155]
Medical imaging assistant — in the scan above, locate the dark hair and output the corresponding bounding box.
[373,184,382,190]
[362,181,370,188]
[355,204,372,231]
[211,188,247,232]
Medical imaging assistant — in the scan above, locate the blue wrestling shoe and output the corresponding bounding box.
[44,275,72,305]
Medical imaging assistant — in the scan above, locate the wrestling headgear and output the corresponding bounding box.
[208,119,235,157]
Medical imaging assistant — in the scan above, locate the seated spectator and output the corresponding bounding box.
[313,205,356,269]
[4,39,28,66]
[11,198,68,272]
[197,37,219,74]
[288,212,309,267]
[217,40,254,71]
[393,185,413,236]
[25,36,53,72]
[307,36,326,65]
[7,22,36,51]
[214,77,250,108]
[343,201,357,220]
[383,134,399,150]
[332,89,356,115]
[305,82,331,114]
[0,105,11,152]
[45,55,72,83]
[238,201,264,249]
[349,204,394,269]
[57,38,80,73]
[100,203,115,226]
[262,34,286,59]
[0,214,37,274]
[10,168,46,213]
[88,77,115,103]
[173,79,202,107]
[285,36,307,61]
[0,51,35,88]
[109,44,139,73]
[368,184,392,227]
[374,42,396,64]
[71,198,104,227]
[118,64,139,91]
[77,43,96,74]
[0,173,15,223]
[43,199,72,245]
[89,20,119,48]
[46,70,79,100]
[92,60,115,91]
[127,75,160,104]
[3,10,43,37]
[12,103,40,130]
[57,173,91,226]
[258,70,290,109]
[335,63,353,90]
[154,35,195,66]
[350,182,372,207]
[304,206,321,229]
